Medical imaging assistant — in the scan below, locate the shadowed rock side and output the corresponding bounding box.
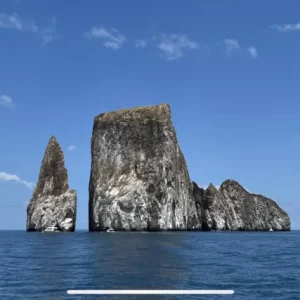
[26,136,77,232]
[89,104,200,231]
[193,180,291,231]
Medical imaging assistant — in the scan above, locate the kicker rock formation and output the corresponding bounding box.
[89,104,200,231]
[26,136,77,232]
[193,180,290,231]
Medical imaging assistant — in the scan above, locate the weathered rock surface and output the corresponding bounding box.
[89,104,200,231]
[26,136,76,232]
[193,180,291,231]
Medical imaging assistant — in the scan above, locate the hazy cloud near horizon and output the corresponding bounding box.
[0,172,35,190]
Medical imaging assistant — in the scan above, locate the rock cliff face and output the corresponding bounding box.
[26,136,76,232]
[89,104,200,231]
[193,180,290,231]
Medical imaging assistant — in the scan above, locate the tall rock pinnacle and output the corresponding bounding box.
[26,136,77,231]
[89,104,200,231]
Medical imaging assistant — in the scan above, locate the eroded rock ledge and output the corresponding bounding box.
[26,136,77,232]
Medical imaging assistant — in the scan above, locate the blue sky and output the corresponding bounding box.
[0,1,299,229]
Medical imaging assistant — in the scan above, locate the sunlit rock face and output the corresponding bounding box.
[26,136,76,232]
[193,180,291,231]
[89,104,200,231]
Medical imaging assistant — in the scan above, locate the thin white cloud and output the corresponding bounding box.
[135,39,147,48]
[271,23,300,33]
[40,17,57,45]
[0,12,38,32]
[225,39,257,59]
[0,94,14,108]
[0,13,57,44]
[156,33,199,60]
[103,41,120,50]
[224,39,240,55]
[68,145,77,151]
[0,171,35,190]
[198,185,208,190]
[248,47,258,58]
[84,27,126,50]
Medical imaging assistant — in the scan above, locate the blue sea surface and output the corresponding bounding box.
[0,231,299,299]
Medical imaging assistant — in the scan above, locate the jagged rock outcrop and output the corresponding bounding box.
[26,136,77,232]
[193,180,290,231]
[89,104,200,231]
[193,183,230,230]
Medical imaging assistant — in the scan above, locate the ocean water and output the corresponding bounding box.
[0,231,299,300]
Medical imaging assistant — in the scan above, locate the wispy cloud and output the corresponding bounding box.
[40,17,57,45]
[0,171,35,190]
[247,46,258,58]
[224,39,257,59]
[0,12,38,32]
[84,27,126,50]
[200,185,209,190]
[224,39,240,55]
[68,145,77,151]
[135,39,147,48]
[0,13,58,44]
[271,23,300,33]
[155,33,199,60]
[0,94,14,108]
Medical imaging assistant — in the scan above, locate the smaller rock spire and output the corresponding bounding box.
[33,135,69,198]
[207,183,218,192]
[49,135,57,142]
[27,135,77,232]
